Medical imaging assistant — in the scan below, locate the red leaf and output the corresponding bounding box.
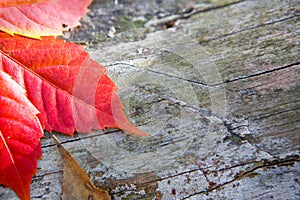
[0,68,43,200]
[0,32,148,137]
[0,0,93,38]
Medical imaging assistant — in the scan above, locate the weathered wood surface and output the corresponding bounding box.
[1,0,299,199]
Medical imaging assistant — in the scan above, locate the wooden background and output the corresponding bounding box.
[1,0,299,199]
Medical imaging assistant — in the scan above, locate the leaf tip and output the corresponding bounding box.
[52,134,61,145]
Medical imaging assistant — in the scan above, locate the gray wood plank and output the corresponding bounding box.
[1,0,299,199]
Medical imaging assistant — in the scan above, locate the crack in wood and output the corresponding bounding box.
[41,128,128,149]
[146,0,246,28]
[251,107,300,121]
[108,155,299,198]
[182,155,300,199]
[216,62,300,85]
[109,62,210,87]
[200,14,300,44]
[110,61,300,89]
[41,136,81,148]
[254,119,300,133]
[33,170,61,180]
[29,152,300,199]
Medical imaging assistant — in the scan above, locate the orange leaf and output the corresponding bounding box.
[0,0,93,38]
[0,0,50,7]
[0,69,43,200]
[0,32,148,137]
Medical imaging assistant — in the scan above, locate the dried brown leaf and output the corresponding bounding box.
[52,135,111,200]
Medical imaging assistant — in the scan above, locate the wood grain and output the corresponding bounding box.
[1,0,299,199]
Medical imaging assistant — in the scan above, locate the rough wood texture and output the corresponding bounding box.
[1,0,299,199]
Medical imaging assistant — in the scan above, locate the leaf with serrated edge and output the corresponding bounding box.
[0,69,43,200]
[0,33,148,137]
[0,0,92,39]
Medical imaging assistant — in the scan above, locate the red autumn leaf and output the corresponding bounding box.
[0,69,43,200]
[0,32,148,137]
[0,0,92,39]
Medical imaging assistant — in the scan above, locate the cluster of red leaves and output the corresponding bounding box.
[0,1,147,200]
